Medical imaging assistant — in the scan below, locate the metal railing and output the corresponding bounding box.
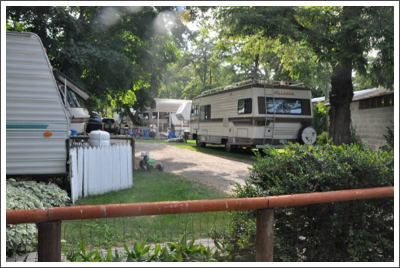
[6,186,393,262]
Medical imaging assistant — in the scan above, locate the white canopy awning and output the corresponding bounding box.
[150,98,191,113]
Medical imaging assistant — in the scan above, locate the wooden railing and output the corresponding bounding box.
[6,186,394,262]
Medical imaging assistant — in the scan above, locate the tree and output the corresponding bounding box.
[213,6,394,145]
[6,6,189,116]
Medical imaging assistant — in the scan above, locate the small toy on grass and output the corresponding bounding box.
[139,151,164,171]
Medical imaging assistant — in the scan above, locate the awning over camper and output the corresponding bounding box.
[351,88,393,102]
[312,88,393,106]
[52,69,90,100]
[150,98,191,113]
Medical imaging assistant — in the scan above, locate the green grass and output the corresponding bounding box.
[74,169,232,204]
[62,169,233,251]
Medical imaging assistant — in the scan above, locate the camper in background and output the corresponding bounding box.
[190,80,317,152]
[53,69,90,135]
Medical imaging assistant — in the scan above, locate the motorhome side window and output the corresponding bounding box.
[200,105,211,121]
[191,105,198,117]
[238,98,252,114]
[152,112,158,119]
[266,98,302,114]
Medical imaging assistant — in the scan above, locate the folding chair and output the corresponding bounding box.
[169,131,176,138]
[142,129,149,139]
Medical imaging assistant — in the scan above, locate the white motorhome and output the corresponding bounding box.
[190,80,316,152]
[6,31,70,177]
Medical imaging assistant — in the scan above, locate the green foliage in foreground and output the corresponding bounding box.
[214,143,394,262]
[63,236,226,262]
[6,179,71,257]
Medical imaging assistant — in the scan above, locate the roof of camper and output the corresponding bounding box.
[312,88,393,105]
[194,79,308,99]
[150,98,191,113]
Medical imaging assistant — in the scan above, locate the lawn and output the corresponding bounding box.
[62,168,234,252]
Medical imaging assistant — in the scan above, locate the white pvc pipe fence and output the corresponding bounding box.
[69,144,133,203]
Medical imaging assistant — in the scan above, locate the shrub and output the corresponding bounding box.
[225,143,394,261]
[6,179,71,257]
[316,131,329,145]
[63,236,222,262]
[312,102,328,135]
[380,120,394,152]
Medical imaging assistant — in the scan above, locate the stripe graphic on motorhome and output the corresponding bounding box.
[6,124,49,129]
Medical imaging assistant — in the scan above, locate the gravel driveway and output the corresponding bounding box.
[134,142,253,195]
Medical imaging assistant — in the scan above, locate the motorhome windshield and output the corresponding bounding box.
[67,89,84,108]
[57,84,85,108]
[266,98,302,114]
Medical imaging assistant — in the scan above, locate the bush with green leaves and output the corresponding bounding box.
[6,179,71,257]
[222,143,394,261]
[316,131,329,145]
[380,120,394,152]
[63,236,223,262]
[312,102,328,135]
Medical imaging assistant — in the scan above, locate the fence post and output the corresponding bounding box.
[37,221,61,262]
[255,209,274,262]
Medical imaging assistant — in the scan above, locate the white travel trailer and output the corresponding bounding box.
[52,69,90,134]
[6,31,70,177]
[190,80,316,152]
[176,101,192,121]
[149,98,191,136]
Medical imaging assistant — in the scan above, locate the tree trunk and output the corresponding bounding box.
[328,64,354,145]
[254,53,259,80]
[125,105,140,126]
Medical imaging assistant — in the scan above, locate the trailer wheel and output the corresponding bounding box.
[196,137,206,147]
[225,141,236,153]
[298,126,317,145]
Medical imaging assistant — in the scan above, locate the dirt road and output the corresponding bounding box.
[134,142,252,195]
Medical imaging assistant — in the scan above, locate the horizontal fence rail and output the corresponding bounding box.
[7,186,393,225]
[6,186,394,262]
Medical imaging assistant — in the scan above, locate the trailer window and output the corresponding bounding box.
[266,98,302,114]
[200,105,211,121]
[138,113,149,120]
[238,98,252,114]
[191,105,198,117]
